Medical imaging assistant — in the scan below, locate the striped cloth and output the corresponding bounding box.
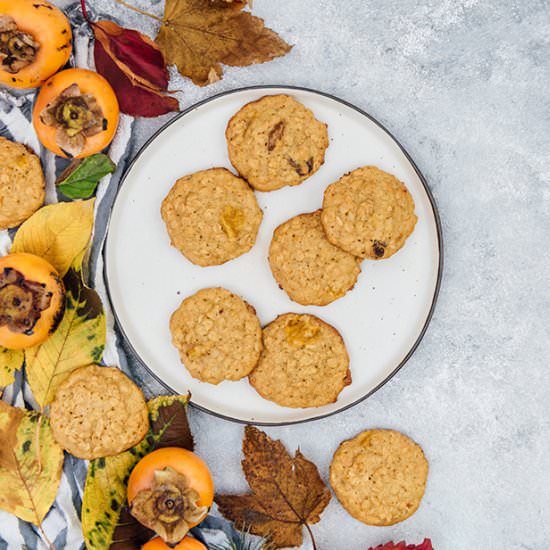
[0,4,240,549]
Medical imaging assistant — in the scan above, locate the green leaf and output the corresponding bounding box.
[57,154,116,199]
[0,347,24,388]
[0,402,64,524]
[82,394,193,550]
[25,267,106,408]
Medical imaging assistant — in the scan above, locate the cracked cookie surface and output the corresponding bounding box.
[269,211,361,306]
[249,313,351,408]
[161,168,263,267]
[226,94,329,192]
[321,166,417,260]
[170,287,262,384]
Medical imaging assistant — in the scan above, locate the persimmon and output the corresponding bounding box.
[0,253,65,350]
[142,536,207,550]
[0,0,72,89]
[33,68,119,158]
[128,447,214,546]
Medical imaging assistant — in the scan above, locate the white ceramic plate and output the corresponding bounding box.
[104,86,442,425]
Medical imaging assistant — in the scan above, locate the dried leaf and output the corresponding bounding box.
[57,154,116,199]
[156,0,292,86]
[11,199,95,276]
[92,20,179,117]
[82,395,193,550]
[0,347,24,388]
[0,402,64,524]
[25,267,106,408]
[216,427,330,549]
[369,540,434,550]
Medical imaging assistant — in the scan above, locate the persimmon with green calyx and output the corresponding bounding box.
[142,536,207,550]
[33,68,119,158]
[0,0,72,89]
[128,447,214,546]
[0,253,65,350]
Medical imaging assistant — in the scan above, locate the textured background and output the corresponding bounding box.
[6,0,550,548]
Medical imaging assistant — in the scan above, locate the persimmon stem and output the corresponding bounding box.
[304,523,317,550]
[113,0,164,23]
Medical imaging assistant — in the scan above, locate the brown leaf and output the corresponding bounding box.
[155,0,292,86]
[216,426,330,548]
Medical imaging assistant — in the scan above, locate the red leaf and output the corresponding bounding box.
[369,539,434,550]
[92,20,179,117]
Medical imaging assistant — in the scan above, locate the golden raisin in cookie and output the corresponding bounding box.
[330,429,428,526]
[170,287,262,385]
[0,137,45,230]
[226,95,329,192]
[161,168,263,267]
[269,211,361,306]
[49,365,149,460]
[321,166,417,260]
[249,313,351,408]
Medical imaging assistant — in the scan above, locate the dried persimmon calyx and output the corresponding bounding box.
[39,83,107,157]
[130,467,208,545]
[0,15,40,73]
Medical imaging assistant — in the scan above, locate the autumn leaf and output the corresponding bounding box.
[25,267,106,409]
[91,19,179,117]
[216,426,330,549]
[0,401,64,524]
[57,154,116,199]
[11,199,95,276]
[369,540,434,550]
[155,0,292,86]
[82,395,193,550]
[0,347,24,388]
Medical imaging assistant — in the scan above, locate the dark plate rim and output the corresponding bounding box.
[103,84,444,427]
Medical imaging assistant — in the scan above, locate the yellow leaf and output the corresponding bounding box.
[0,347,24,388]
[82,395,191,549]
[25,269,106,408]
[0,401,64,524]
[11,199,95,276]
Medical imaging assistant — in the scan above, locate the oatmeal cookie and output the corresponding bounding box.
[0,137,45,230]
[161,168,263,266]
[249,313,351,408]
[49,365,149,460]
[170,287,262,384]
[269,211,361,306]
[321,166,417,259]
[330,429,429,525]
[226,95,329,191]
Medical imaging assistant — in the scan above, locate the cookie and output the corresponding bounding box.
[249,313,351,408]
[170,287,262,384]
[0,137,45,230]
[269,211,361,306]
[330,429,428,526]
[321,166,417,260]
[161,168,263,267]
[50,365,149,460]
[226,95,329,192]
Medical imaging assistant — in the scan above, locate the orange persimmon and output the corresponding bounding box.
[0,253,65,349]
[128,447,214,545]
[32,68,119,158]
[142,536,207,550]
[0,0,72,89]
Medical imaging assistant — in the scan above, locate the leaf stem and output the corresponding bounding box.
[304,522,317,550]
[113,0,164,23]
[37,523,55,550]
[80,0,89,21]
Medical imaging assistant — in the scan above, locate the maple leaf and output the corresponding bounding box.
[216,426,330,549]
[155,0,292,86]
[369,539,434,550]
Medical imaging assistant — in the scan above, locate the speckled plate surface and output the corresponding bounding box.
[104,86,443,425]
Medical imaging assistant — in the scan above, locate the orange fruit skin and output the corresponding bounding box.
[32,68,120,158]
[0,253,65,349]
[0,0,72,89]
[127,447,214,529]
[142,536,207,550]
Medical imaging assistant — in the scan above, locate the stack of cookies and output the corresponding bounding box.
[161,94,418,409]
